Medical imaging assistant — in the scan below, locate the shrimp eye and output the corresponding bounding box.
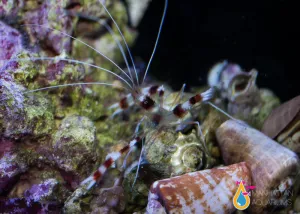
[140,96,155,110]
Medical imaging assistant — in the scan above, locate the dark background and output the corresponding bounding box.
[131,0,299,102]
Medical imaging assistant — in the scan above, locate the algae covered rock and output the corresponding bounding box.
[200,106,228,162]
[24,178,59,204]
[89,186,126,214]
[8,167,70,202]
[0,0,24,17]
[0,0,144,212]
[70,83,119,120]
[63,185,88,214]
[0,73,25,132]
[0,21,23,67]
[36,57,85,88]
[123,170,149,213]
[228,88,280,129]
[96,118,137,149]
[2,93,55,139]
[0,153,28,194]
[72,0,137,76]
[52,115,98,177]
[0,197,58,213]
[5,51,42,87]
[24,0,76,55]
[0,138,15,157]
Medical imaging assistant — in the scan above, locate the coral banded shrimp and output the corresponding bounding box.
[0,0,234,192]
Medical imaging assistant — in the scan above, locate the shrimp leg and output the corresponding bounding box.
[81,136,141,190]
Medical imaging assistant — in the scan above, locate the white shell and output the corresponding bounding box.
[207,60,228,88]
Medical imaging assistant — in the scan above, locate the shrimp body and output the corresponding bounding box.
[81,83,215,189]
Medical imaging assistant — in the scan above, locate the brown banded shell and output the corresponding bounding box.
[262,95,300,153]
[262,95,300,139]
[216,120,300,213]
[146,162,251,214]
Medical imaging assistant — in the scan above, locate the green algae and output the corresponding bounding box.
[16,148,40,167]
[1,92,55,140]
[24,95,55,136]
[71,84,119,120]
[95,118,137,147]
[7,51,42,87]
[53,115,96,148]
[52,115,98,176]
[250,88,281,129]
[64,185,91,214]
[0,0,147,212]
[123,172,149,213]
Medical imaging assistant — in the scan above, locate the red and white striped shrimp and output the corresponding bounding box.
[77,0,234,190]
[0,0,233,192]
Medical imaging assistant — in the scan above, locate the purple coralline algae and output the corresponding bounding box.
[0,22,23,67]
[24,0,75,55]
[0,153,28,194]
[0,0,24,18]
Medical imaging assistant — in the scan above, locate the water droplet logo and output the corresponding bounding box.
[233,180,251,210]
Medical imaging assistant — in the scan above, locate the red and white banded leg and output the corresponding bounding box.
[172,87,215,118]
[141,85,165,98]
[109,94,135,118]
[81,137,141,190]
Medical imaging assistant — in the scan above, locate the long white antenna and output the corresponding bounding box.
[142,0,168,85]
[98,0,139,87]
[3,57,133,89]
[22,24,134,86]
[100,21,134,84]
[0,82,129,103]
[24,82,129,93]
[63,11,135,84]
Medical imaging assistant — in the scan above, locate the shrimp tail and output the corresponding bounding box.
[201,87,216,102]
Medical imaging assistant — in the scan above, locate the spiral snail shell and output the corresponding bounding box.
[144,128,213,178]
[170,131,206,176]
[208,61,259,103]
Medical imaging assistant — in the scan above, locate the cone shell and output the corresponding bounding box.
[146,162,251,214]
[216,120,300,213]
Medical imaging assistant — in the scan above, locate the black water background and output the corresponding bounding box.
[131,0,299,102]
